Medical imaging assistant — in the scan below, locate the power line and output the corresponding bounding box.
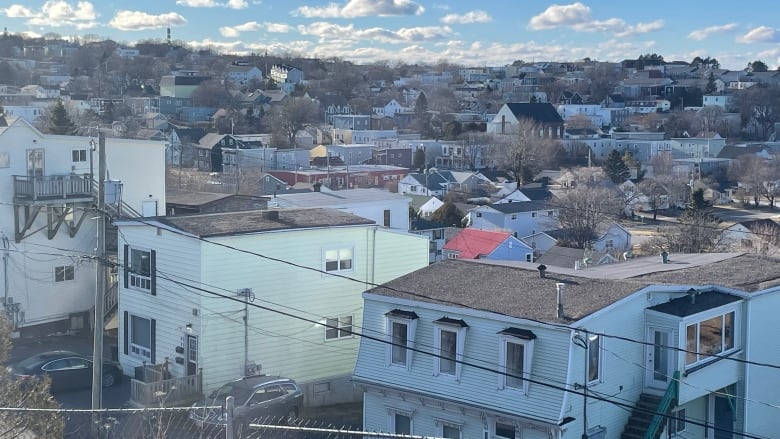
[156,273,771,439]
[120,216,780,372]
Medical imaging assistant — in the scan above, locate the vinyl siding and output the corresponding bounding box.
[743,290,780,437]
[355,297,571,423]
[194,226,428,393]
[118,225,202,378]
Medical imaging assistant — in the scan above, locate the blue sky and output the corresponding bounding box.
[2,0,779,70]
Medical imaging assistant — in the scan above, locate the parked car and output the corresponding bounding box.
[9,350,123,392]
[189,375,303,433]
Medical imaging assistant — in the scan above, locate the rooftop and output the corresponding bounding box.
[443,229,513,259]
[270,188,409,207]
[367,253,780,323]
[152,208,375,237]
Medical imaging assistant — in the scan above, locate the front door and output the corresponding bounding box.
[645,327,673,391]
[27,149,44,177]
[186,335,198,376]
[711,388,735,439]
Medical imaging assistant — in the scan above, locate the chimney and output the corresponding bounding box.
[687,288,697,305]
[262,210,279,220]
[556,283,565,319]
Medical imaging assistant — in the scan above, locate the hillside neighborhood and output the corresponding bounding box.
[2,31,780,439]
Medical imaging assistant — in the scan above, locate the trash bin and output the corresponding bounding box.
[110,344,118,362]
[660,251,669,264]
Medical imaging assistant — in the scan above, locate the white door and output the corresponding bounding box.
[142,200,158,217]
[645,327,673,391]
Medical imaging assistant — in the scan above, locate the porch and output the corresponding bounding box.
[129,363,202,407]
[12,174,94,203]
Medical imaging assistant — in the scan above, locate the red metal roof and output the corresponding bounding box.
[443,228,512,259]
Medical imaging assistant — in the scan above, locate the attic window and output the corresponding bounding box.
[498,327,537,340]
[434,317,468,328]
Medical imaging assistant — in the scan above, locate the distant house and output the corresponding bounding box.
[720,219,780,254]
[397,171,454,197]
[468,201,557,238]
[410,218,447,263]
[417,197,444,219]
[443,228,534,261]
[487,102,565,138]
[309,92,352,124]
[224,64,263,86]
[165,189,268,215]
[534,245,617,269]
[591,222,633,254]
[159,74,210,98]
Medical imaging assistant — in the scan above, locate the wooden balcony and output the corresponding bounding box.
[130,370,203,407]
[13,174,94,204]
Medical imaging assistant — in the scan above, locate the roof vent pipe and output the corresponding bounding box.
[556,283,565,319]
[687,288,697,305]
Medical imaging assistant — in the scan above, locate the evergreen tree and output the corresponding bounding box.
[602,149,631,184]
[412,147,426,171]
[704,72,717,94]
[47,99,76,135]
[430,202,464,227]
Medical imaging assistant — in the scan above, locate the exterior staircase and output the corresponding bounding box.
[620,393,664,439]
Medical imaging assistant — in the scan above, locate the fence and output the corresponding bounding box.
[0,405,448,439]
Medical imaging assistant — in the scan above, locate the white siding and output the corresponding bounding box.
[743,289,780,438]
[355,297,571,423]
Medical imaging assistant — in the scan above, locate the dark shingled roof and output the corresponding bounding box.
[505,102,564,124]
[488,201,552,214]
[367,254,780,323]
[369,259,650,323]
[156,208,374,237]
[166,189,233,207]
[647,290,740,317]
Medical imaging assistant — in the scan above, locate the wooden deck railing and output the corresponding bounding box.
[13,174,94,201]
[130,373,202,407]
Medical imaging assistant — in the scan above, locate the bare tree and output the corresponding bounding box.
[487,118,564,183]
[648,152,675,178]
[729,154,768,207]
[0,318,64,438]
[637,178,670,220]
[697,105,724,134]
[650,189,723,253]
[269,96,319,148]
[586,62,623,104]
[191,79,231,108]
[553,183,626,249]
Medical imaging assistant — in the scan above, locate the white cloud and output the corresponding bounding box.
[265,22,292,33]
[109,10,187,31]
[219,21,260,37]
[687,23,738,41]
[186,38,246,53]
[176,0,248,9]
[298,21,452,44]
[528,2,591,30]
[292,0,424,18]
[614,20,664,38]
[176,0,218,7]
[440,10,492,24]
[528,2,663,37]
[3,4,36,17]
[738,26,779,43]
[5,1,99,29]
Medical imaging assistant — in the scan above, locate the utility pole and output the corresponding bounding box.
[91,132,106,428]
[238,288,254,376]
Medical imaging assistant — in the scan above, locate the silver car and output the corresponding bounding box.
[189,375,304,433]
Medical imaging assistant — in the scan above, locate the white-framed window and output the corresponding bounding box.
[476,212,482,218]
[605,239,614,251]
[433,318,468,379]
[387,408,413,435]
[494,421,516,439]
[587,334,602,384]
[130,314,152,360]
[323,247,353,272]
[325,315,353,340]
[498,328,536,394]
[531,212,538,218]
[670,408,686,434]
[71,149,87,162]
[385,310,418,369]
[435,419,463,439]
[685,310,736,367]
[0,151,10,168]
[127,247,153,292]
[54,265,75,282]
[511,214,517,220]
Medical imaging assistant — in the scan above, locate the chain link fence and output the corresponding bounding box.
[0,404,441,439]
